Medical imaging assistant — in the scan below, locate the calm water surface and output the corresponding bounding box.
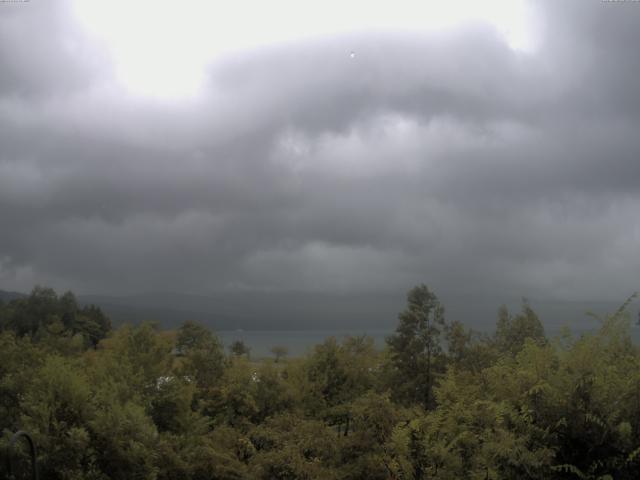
[217,326,640,359]
[217,329,392,358]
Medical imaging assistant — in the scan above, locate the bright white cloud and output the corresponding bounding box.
[71,0,536,99]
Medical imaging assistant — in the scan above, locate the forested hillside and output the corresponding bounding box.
[1,285,639,479]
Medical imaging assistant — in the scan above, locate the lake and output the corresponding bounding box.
[217,325,640,359]
[217,329,392,358]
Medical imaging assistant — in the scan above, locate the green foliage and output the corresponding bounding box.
[271,345,289,363]
[249,414,340,479]
[1,284,639,479]
[0,286,111,350]
[229,339,251,358]
[0,331,42,431]
[20,356,100,479]
[495,299,547,356]
[175,320,226,394]
[386,284,447,409]
[253,361,295,422]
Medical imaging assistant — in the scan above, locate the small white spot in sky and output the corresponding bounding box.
[350,51,356,59]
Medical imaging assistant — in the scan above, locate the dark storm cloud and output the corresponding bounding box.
[1,0,639,310]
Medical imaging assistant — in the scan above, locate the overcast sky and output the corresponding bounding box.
[1,0,639,307]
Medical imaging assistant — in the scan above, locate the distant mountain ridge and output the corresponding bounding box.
[77,291,405,331]
[0,289,27,302]
[2,288,636,332]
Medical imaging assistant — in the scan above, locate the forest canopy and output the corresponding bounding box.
[1,285,639,479]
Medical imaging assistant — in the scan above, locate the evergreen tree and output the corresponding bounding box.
[495,299,546,355]
[386,284,446,409]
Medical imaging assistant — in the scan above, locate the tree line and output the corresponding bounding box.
[1,285,639,479]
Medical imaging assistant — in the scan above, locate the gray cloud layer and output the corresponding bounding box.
[1,1,639,313]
